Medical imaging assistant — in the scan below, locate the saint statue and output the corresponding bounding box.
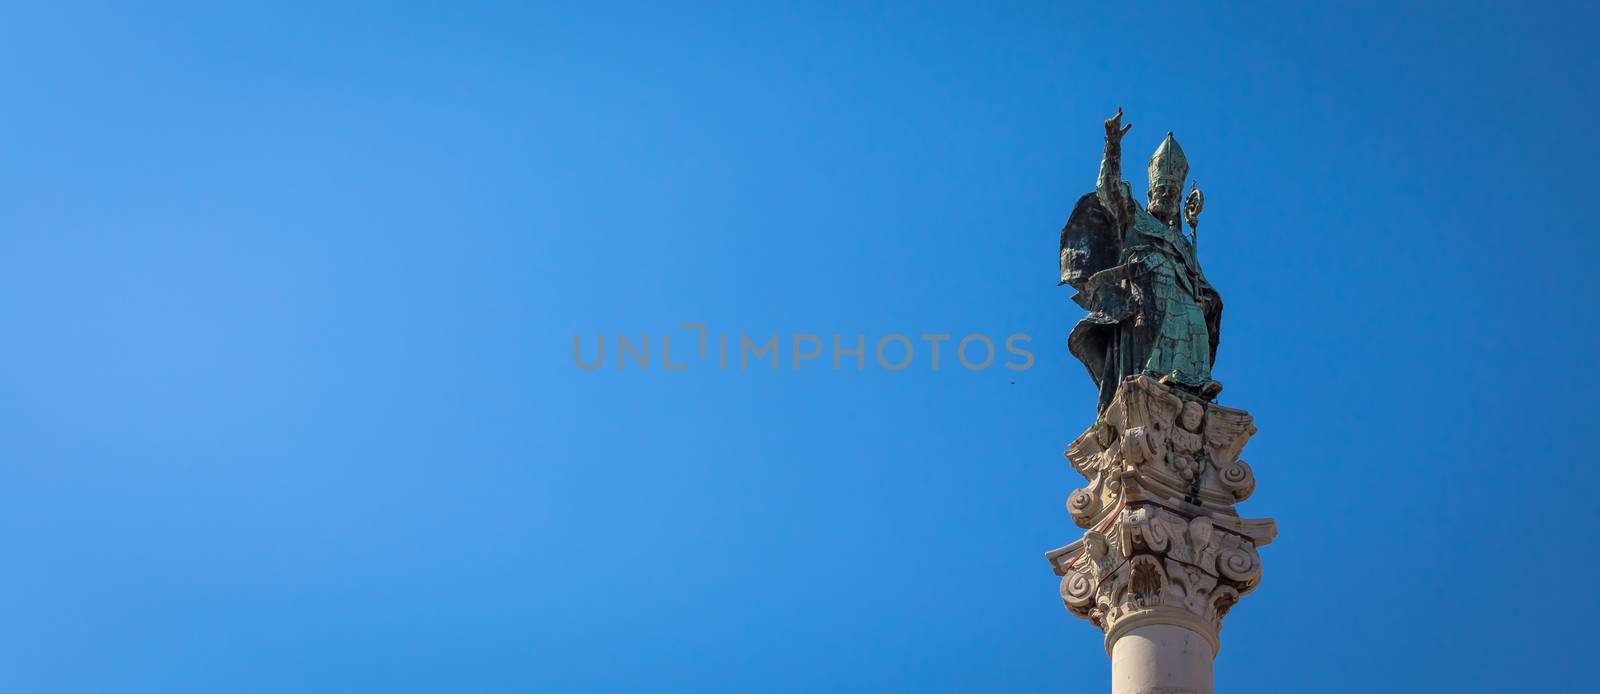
[1059,109,1223,412]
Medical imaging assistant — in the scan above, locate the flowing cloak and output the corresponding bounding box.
[1058,191,1223,411]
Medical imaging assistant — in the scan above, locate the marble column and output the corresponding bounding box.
[1110,624,1214,694]
[1046,375,1275,694]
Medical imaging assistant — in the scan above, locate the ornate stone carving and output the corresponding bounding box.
[1046,375,1276,655]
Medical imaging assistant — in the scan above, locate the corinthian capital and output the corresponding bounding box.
[1046,376,1275,654]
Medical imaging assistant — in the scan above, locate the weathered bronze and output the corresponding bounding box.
[1060,109,1223,412]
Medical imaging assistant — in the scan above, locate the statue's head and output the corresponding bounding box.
[1146,132,1189,224]
[1180,401,1204,432]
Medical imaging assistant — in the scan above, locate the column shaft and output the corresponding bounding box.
[1109,624,1214,694]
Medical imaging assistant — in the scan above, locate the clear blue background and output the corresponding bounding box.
[4,1,1596,692]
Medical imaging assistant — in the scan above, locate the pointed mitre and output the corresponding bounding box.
[1147,132,1189,187]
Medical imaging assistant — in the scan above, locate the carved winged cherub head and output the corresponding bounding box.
[1180,401,1204,433]
[1147,132,1189,226]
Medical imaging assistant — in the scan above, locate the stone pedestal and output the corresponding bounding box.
[1046,376,1275,694]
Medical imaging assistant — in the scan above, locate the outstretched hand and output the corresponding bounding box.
[1105,107,1133,143]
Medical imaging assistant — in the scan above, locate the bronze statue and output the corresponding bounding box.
[1060,109,1223,412]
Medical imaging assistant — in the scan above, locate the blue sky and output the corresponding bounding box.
[3,1,1597,692]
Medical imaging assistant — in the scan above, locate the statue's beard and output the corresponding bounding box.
[1147,197,1178,221]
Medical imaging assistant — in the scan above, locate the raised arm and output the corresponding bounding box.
[1097,108,1133,215]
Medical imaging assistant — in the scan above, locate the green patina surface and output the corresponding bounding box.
[1060,116,1222,412]
[1122,203,1213,387]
